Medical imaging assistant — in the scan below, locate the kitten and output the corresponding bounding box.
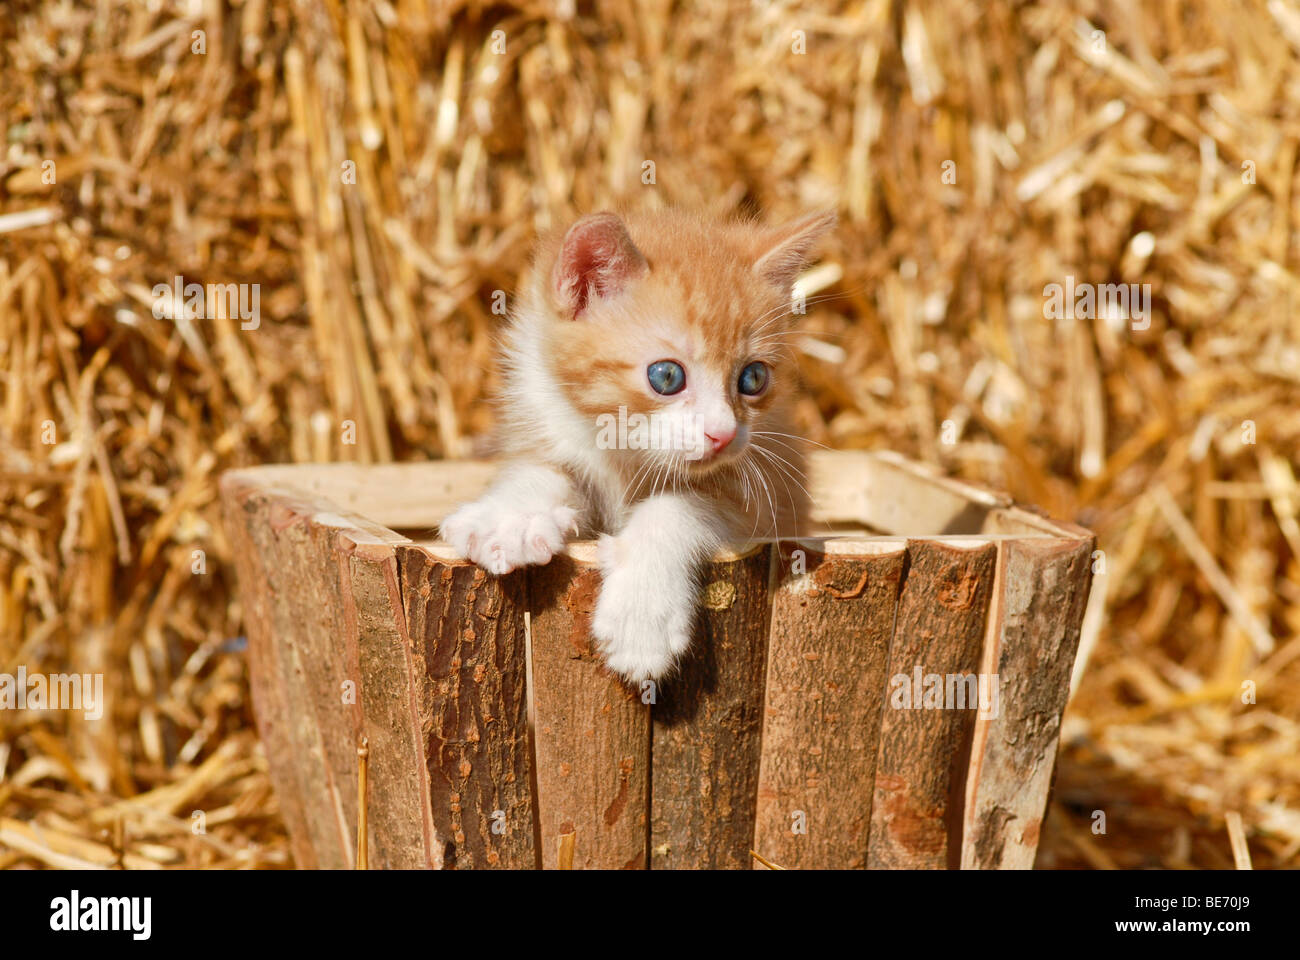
[441,207,836,682]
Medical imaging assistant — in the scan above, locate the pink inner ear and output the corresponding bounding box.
[553,213,647,317]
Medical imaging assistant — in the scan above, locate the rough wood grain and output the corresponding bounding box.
[528,552,650,869]
[867,539,996,869]
[336,526,437,868]
[260,496,362,870]
[220,472,436,868]
[399,547,536,869]
[753,541,905,868]
[962,536,1094,869]
[222,479,366,867]
[220,476,326,869]
[221,456,1094,872]
[650,545,772,869]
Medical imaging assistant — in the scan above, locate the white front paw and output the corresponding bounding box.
[441,500,577,575]
[591,535,695,683]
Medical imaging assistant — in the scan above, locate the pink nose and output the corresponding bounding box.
[705,427,736,453]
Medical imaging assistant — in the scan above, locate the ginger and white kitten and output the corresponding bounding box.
[441,207,836,682]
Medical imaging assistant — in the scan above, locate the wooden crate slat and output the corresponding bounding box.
[226,481,363,868]
[867,539,997,869]
[265,501,369,869]
[650,545,773,869]
[398,548,536,869]
[983,503,1095,540]
[753,540,906,868]
[335,527,439,868]
[221,478,332,869]
[528,553,650,869]
[962,536,1095,869]
[221,473,439,869]
[224,461,500,532]
[812,450,1011,535]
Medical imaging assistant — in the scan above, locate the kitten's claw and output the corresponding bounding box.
[442,501,577,575]
[592,535,694,683]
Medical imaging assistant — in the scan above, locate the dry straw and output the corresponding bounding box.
[1,0,1298,869]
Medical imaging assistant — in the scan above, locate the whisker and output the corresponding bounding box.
[751,442,812,491]
[752,430,830,451]
[748,431,806,457]
[750,447,797,530]
[749,444,808,530]
[745,449,779,541]
[626,457,656,505]
[741,459,766,540]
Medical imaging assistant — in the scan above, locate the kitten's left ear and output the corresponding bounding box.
[751,208,838,292]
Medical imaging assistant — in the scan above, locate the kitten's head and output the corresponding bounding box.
[533,208,835,482]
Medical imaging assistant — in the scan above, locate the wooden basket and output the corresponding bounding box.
[220,451,1094,870]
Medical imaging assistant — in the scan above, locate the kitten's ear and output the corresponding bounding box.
[751,208,837,292]
[551,212,648,318]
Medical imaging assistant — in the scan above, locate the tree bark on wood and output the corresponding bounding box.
[221,473,437,869]
[399,548,536,869]
[222,480,335,869]
[221,458,1093,873]
[867,540,996,869]
[527,554,650,869]
[753,542,905,868]
[335,525,437,868]
[650,545,773,869]
[962,537,1094,869]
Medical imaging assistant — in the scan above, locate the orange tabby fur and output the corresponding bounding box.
[442,207,835,681]
[498,207,833,539]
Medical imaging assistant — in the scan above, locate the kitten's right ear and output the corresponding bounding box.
[551,212,648,318]
[751,208,838,293]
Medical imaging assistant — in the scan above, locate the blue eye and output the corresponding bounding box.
[738,361,768,396]
[647,360,686,395]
